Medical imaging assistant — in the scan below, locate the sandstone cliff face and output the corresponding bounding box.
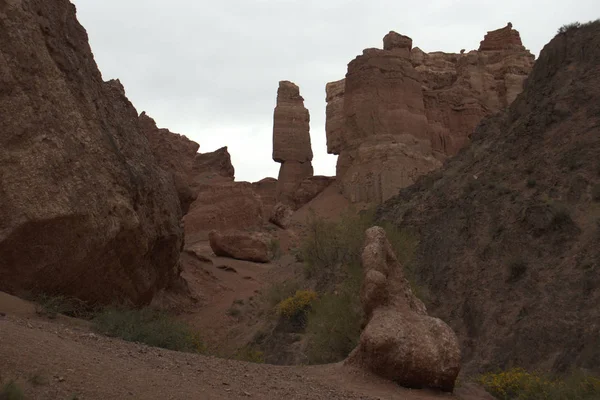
[140,112,234,213]
[377,21,600,374]
[326,24,534,204]
[272,81,314,206]
[183,182,263,243]
[0,0,183,305]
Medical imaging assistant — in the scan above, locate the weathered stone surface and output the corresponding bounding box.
[0,0,183,305]
[325,25,534,203]
[276,161,314,206]
[189,146,235,191]
[209,230,273,263]
[269,202,294,229]
[346,227,460,391]
[272,81,313,163]
[292,176,335,209]
[184,182,263,243]
[140,112,235,212]
[325,79,346,155]
[479,22,525,51]
[340,136,441,204]
[252,177,279,221]
[383,31,412,56]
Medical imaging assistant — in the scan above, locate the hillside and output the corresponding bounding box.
[377,21,600,375]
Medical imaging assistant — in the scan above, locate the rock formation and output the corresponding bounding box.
[272,81,314,206]
[0,0,183,305]
[183,182,263,243]
[346,227,460,391]
[269,203,294,229]
[377,20,600,374]
[209,230,273,263]
[140,112,234,213]
[251,177,278,221]
[326,24,534,203]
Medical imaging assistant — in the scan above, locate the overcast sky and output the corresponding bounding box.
[72,0,600,182]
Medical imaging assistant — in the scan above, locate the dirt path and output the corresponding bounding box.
[0,300,461,400]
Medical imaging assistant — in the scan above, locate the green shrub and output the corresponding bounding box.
[526,179,536,188]
[0,380,24,400]
[264,279,300,308]
[269,239,282,260]
[227,306,241,317]
[305,266,363,364]
[276,290,318,321]
[233,345,265,364]
[92,307,204,353]
[557,21,581,34]
[478,368,600,400]
[34,293,95,320]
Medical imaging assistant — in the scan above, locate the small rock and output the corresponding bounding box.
[57,376,65,382]
[243,391,252,397]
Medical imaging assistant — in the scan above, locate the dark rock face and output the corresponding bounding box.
[377,21,600,375]
[0,0,184,305]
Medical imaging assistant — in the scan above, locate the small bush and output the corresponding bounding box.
[526,179,536,188]
[269,239,282,260]
[34,294,94,320]
[0,380,24,400]
[478,368,600,400]
[92,307,204,353]
[233,345,265,364]
[305,273,363,364]
[557,21,581,34]
[264,279,300,307]
[550,204,573,230]
[276,290,318,320]
[227,307,241,317]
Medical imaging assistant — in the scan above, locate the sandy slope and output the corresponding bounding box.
[0,292,466,400]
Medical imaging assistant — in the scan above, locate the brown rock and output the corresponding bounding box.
[184,182,263,243]
[208,230,273,263]
[383,31,412,56]
[293,176,335,209]
[325,79,345,155]
[272,81,313,163]
[325,24,534,203]
[269,203,294,229]
[0,0,183,305]
[346,227,460,391]
[252,178,278,221]
[276,161,314,206]
[479,22,525,51]
[340,136,441,203]
[189,146,235,190]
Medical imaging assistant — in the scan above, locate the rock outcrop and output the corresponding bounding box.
[269,203,294,229]
[292,176,335,209]
[346,227,460,391]
[377,21,600,374]
[252,177,279,221]
[326,24,534,204]
[183,182,263,243]
[0,0,183,305]
[209,230,273,263]
[272,81,314,206]
[140,112,234,212]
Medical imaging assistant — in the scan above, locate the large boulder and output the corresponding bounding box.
[183,182,263,243]
[346,227,460,391]
[0,0,183,305]
[269,202,294,229]
[208,230,273,263]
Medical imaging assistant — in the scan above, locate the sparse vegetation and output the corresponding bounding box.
[269,238,282,260]
[297,209,419,364]
[276,290,318,323]
[526,179,536,188]
[27,373,47,387]
[478,368,600,400]
[92,307,205,353]
[549,203,573,230]
[226,306,242,317]
[557,21,582,34]
[34,293,94,320]
[0,380,24,400]
[233,345,265,364]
